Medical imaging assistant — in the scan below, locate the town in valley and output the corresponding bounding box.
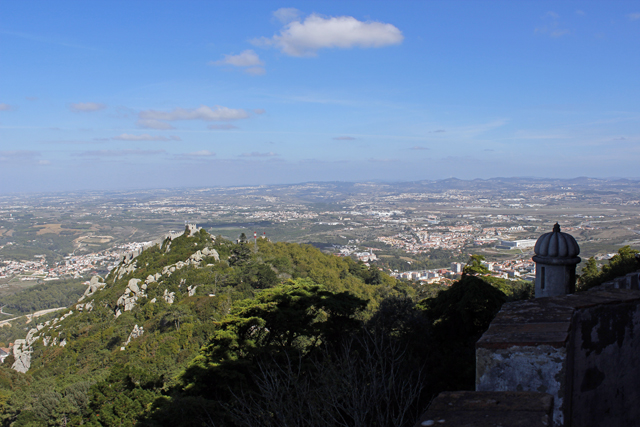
[1,178,638,297]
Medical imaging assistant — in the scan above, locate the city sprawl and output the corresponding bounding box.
[1,178,639,292]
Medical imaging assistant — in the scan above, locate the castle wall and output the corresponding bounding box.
[414,391,554,427]
[570,300,640,426]
[476,288,640,427]
[476,345,569,426]
[600,271,640,291]
[475,296,575,425]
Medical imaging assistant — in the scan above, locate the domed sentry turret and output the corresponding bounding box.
[532,223,581,298]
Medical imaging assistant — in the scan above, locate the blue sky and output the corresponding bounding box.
[1,1,639,192]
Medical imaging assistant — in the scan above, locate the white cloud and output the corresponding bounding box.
[0,150,40,161]
[139,105,250,122]
[368,158,398,163]
[629,13,640,21]
[411,146,429,150]
[333,136,356,140]
[535,25,570,38]
[69,102,106,112]
[213,50,263,67]
[187,150,215,156]
[211,50,266,75]
[0,103,14,111]
[137,119,175,130]
[245,66,266,75]
[273,7,302,24]
[536,11,570,37]
[208,124,237,130]
[513,130,568,140]
[77,149,166,157]
[254,13,404,57]
[253,109,266,115]
[240,151,277,157]
[111,133,180,141]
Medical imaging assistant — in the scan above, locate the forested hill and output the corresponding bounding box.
[0,227,532,426]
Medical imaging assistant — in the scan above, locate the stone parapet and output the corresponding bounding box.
[476,289,640,427]
[600,270,640,291]
[414,391,553,427]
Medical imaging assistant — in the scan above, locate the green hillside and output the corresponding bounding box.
[0,227,533,427]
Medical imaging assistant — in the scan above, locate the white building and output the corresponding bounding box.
[496,239,537,250]
[450,262,464,274]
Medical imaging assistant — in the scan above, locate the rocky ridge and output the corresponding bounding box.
[10,226,220,373]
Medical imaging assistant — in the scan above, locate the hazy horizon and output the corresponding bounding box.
[0,176,638,197]
[2,1,639,193]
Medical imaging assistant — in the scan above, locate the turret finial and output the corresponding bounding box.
[553,222,560,233]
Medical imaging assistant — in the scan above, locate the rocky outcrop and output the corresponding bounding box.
[115,261,138,280]
[116,224,203,267]
[158,247,218,278]
[12,340,32,373]
[163,289,175,304]
[121,324,144,350]
[9,224,219,372]
[77,300,93,312]
[190,251,203,263]
[202,246,220,261]
[116,278,147,313]
[78,275,106,302]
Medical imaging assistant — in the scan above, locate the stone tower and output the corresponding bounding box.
[532,223,580,298]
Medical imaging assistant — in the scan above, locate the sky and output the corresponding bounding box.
[1,1,640,193]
